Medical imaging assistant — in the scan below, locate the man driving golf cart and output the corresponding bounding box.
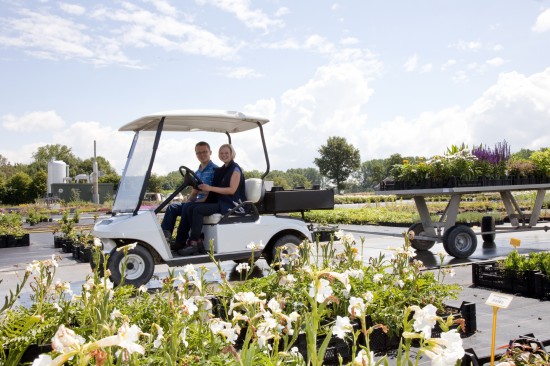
[91,110,335,287]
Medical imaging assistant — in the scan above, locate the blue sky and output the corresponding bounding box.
[1,0,550,175]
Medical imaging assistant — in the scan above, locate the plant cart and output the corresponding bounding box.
[376,184,550,258]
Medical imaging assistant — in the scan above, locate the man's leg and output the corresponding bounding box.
[189,203,219,241]
[160,202,182,239]
[174,202,201,249]
[178,203,219,256]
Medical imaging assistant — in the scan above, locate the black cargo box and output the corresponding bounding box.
[261,188,334,214]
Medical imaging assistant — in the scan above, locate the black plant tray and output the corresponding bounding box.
[361,301,476,353]
[472,261,539,298]
[534,272,550,300]
[0,234,30,248]
[462,333,550,366]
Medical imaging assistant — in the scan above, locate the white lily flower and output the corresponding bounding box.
[183,264,197,278]
[95,322,144,355]
[333,316,353,339]
[110,308,122,320]
[51,325,85,354]
[182,297,198,316]
[116,242,137,251]
[31,354,53,366]
[354,349,375,365]
[235,262,250,273]
[411,304,438,338]
[373,273,383,283]
[309,278,333,303]
[153,324,164,349]
[348,297,366,317]
[423,329,465,366]
[267,298,281,313]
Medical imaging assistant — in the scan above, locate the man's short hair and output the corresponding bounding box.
[195,141,211,151]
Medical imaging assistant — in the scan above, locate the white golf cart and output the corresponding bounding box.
[92,110,334,287]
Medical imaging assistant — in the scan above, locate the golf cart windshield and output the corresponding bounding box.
[113,129,160,213]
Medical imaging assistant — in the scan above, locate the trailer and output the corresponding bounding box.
[376,183,550,258]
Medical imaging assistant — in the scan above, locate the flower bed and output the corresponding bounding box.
[1,233,469,365]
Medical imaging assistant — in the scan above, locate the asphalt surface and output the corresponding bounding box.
[1,219,549,364]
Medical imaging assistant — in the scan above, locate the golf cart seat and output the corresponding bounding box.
[203,178,264,224]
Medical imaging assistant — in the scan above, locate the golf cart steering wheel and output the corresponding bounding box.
[179,166,203,189]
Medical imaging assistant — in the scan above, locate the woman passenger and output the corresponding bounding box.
[177,143,246,256]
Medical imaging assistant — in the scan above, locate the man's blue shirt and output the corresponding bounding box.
[196,160,217,200]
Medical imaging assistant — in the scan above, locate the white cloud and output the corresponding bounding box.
[146,0,177,15]
[195,0,284,32]
[404,54,418,72]
[0,3,238,67]
[59,3,86,15]
[52,121,133,173]
[275,7,289,17]
[532,9,550,33]
[450,40,482,51]
[340,37,359,46]
[420,63,432,73]
[359,68,550,160]
[486,57,506,67]
[221,66,263,79]
[304,35,334,54]
[441,59,457,71]
[2,110,65,132]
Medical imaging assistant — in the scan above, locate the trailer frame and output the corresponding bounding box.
[377,183,550,258]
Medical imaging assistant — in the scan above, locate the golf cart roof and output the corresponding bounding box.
[119,110,269,133]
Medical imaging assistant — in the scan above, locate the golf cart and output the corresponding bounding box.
[92,110,334,287]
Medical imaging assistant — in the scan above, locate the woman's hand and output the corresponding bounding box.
[198,183,211,192]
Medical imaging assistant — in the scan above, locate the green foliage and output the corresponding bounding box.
[530,148,550,176]
[4,172,33,205]
[314,136,360,194]
[502,251,550,273]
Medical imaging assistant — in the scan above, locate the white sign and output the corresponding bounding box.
[486,292,513,309]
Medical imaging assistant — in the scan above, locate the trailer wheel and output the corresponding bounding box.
[442,225,477,259]
[108,245,155,287]
[481,216,496,243]
[264,234,302,266]
[407,223,436,251]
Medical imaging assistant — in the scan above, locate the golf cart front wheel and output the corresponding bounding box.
[442,225,477,259]
[108,244,155,287]
[265,234,302,266]
[407,223,436,251]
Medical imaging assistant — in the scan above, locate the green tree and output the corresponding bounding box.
[99,173,121,190]
[29,144,82,177]
[512,148,535,160]
[147,173,163,193]
[314,136,360,194]
[29,170,48,200]
[78,156,117,176]
[162,171,184,190]
[5,172,33,204]
[287,167,321,186]
[355,159,386,190]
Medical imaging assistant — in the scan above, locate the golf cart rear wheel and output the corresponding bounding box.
[265,234,302,265]
[481,216,496,242]
[108,244,155,287]
[408,223,436,251]
[442,225,477,259]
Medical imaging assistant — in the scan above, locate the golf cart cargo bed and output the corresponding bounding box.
[262,188,334,214]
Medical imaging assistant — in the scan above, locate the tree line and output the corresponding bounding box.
[6,138,537,205]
